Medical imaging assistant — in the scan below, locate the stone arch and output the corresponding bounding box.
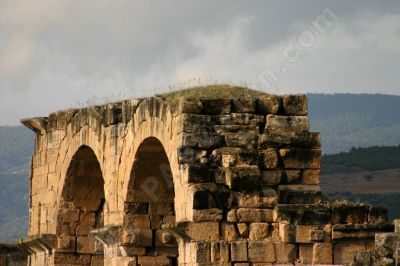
[54,126,105,227]
[117,98,182,222]
[55,145,105,265]
[122,137,178,264]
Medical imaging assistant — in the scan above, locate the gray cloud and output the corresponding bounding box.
[0,0,400,125]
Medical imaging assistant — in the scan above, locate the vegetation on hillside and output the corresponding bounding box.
[322,145,400,174]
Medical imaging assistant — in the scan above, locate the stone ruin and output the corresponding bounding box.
[0,89,399,265]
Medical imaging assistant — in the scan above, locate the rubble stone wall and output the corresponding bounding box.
[20,94,395,265]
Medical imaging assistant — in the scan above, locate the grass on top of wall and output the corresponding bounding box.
[158,84,268,99]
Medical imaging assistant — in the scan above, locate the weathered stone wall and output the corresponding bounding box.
[19,94,396,265]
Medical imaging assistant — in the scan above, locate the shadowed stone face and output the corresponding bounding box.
[57,146,105,264]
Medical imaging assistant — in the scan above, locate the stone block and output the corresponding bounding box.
[296,225,319,243]
[124,202,149,215]
[248,241,275,263]
[221,222,238,241]
[231,241,248,262]
[310,229,325,242]
[256,95,281,114]
[298,244,313,264]
[278,185,322,204]
[273,204,331,225]
[331,203,370,224]
[237,188,278,208]
[333,240,375,265]
[259,132,320,149]
[273,242,296,264]
[192,189,216,210]
[150,215,162,229]
[191,207,223,222]
[58,209,80,223]
[215,186,233,210]
[181,132,223,148]
[91,255,104,266]
[224,132,258,148]
[56,236,76,252]
[313,243,333,264]
[137,255,172,266]
[227,209,238,222]
[266,115,309,133]
[237,223,249,238]
[192,208,221,222]
[186,164,212,183]
[332,224,394,240]
[283,95,308,116]
[76,236,97,254]
[270,223,280,241]
[202,98,231,114]
[259,149,279,169]
[395,219,400,233]
[54,253,91,265]
[122,246,146,256]
[214,113,265,126]
[232,98,256,113]
[209,147,257,168]
[284,170,301,184]
[302,169,320,185]
[237,208,274,223]
[262,170,282,186]
[211,241,230,262]
[124,215,151,229]
[368,205,388,224]
[76,223,92,236]
[127,229,153,247]
[171,97,203,114]
[279,223,296,243]
[375,233,400,258]
[177,221,219,242]
[225,165,261,191]
[249,223,269,240]
[155,230,176,247]
[80,212,96,225]
[279,148,321,169]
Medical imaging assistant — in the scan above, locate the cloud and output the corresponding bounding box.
[0,0,400,125]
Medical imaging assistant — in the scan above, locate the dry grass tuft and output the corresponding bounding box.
[157,84,268,99]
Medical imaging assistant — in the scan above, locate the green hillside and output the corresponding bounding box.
[322,145,400,174]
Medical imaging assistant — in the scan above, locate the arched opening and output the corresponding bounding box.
[124,137,177,264]
[56,146,105,265]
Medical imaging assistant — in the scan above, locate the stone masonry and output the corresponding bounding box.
[12,92,397,265]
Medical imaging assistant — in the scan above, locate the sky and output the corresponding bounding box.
[1,0,400,125]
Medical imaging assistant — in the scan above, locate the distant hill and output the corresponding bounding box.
[308,93,400,154]
[0,126,33,242]
[1,93,400,241]
[321,145,400,174]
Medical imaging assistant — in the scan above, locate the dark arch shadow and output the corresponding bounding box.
[56,145,105,265]
[124,137,178,264]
